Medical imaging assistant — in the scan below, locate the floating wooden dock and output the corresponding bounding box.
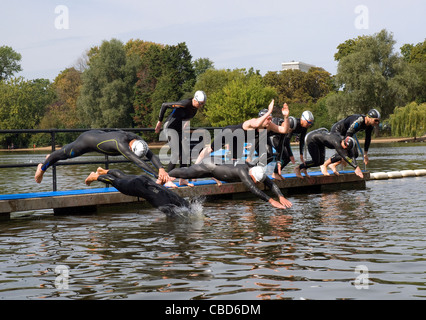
[0,170,370,219]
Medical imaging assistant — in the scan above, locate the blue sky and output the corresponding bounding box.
[1,0,425,80]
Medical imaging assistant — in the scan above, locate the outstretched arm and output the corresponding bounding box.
[242,99,274,130]
[238,169,287,209]
[119,146,158,178]
[263,177,292,208]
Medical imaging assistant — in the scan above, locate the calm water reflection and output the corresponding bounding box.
[0,142,425,299]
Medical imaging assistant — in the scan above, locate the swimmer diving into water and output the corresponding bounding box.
[35,129,174,186]
[168,159,293,209]
[85,168,189,217]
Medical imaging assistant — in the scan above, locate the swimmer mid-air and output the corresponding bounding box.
[34,129,174,186]
[168,159,293,209]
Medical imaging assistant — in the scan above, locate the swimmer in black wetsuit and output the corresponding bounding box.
[294,129,364,179]
[35,129,173,186]
[154,91,207,174]
[196,100,291,164]
[257,110,314,180]
[85,168,189,217]
[326,109,381,172]
[169,159,292,209]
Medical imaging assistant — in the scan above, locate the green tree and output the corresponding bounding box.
[401,39,426,103]
[327,29,420,120]
[0,46,22,81]
[264,67,334,105]
[39,67,82,129]
[193,57,214,79]
[132,42,196,128]
[389,102,426,138]
[0,77,55,147]
[334,36,368,62]
[77,38,139,128]
[203,69,277,126]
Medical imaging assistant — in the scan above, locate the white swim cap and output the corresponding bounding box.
[131,140,148,157]
[250,166,267,183]
[301,111,314,123]
[194,90,207,103]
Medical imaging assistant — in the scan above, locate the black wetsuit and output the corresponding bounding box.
[280,118,308,167]
[40,130,161,177]
[299,131,358,170]
[159,99,199,171]
[169,160,284,203]
[330,114,373,162]
[210,123,268,165]
[97,169,189,216]
[253,117,284,166]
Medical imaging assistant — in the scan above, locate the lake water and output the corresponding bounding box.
[0,142,425,300]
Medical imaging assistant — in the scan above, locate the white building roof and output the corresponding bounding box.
[281,61,316,73]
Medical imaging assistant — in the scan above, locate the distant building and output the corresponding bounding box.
[281,61,316,73]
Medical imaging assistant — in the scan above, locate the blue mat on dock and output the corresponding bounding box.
[0,170,358,201]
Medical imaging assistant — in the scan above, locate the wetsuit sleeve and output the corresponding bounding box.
[346,116,364,137]
[299,129,307,155]
[278,135,292,164]
[119,145,158,178]
[263,177,284,198]
[364,126,373,152]
[336,145,358,169]
[145,150,164,170]
[238,168,271,202]
[158,101,186,122]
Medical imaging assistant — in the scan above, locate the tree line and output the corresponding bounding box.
[0,29,425,148]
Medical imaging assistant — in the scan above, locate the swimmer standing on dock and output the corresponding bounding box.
[35,129,174,186]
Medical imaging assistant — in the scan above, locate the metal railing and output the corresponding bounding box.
[0,127,221,192]
[0,128,157,191]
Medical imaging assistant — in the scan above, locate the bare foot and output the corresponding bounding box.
[164,181,178,188]
[179,179,194,187]
[294,167,304,179]
[213,178,222,186]
[320,165,330,176]
[329,163,340,175]
[35,164,45,183]
[85,172,99,186]
[301,168,310,177]
[272,173,285,181]
[96,167,109,175]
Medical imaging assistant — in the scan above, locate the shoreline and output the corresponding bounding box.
[1,135,424,152]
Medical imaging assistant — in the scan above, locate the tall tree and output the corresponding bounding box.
[0,77,55,147]
[132,42,196,128]
[77,38,139,128]
[203,69,276,126]
[327,29,420,120]
[0,46,22,81]
[389,102,426,138]
[264,67,334,105]
[401,39,426,103]
[39,67,82,130]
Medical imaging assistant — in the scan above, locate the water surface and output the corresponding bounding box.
[0,142,425,300]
